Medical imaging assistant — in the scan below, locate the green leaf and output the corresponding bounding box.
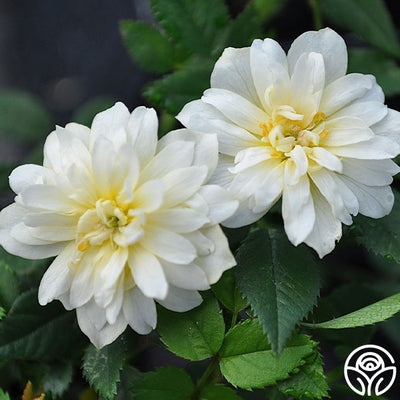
[320,0,400,57]
[212,269,247,313]
[0,289,80,361]
[0,388,10,400]
[120,21,177,73]
[0,307,5,321]
[235,228,320,355]
[144,58,212,115]
[43,363,73,399]
[157,292,225,361]
[132,367,194,400]
[225,3,263,48]
[82,336,127,400]
[219,319,315,390]
[150,0,229,56]
[254,0,289,23]
[348,49,400,97]
[200,384,243,400]
[0,90,52,142]
[0,261,20,311]
[304,292,400,330]
[278,351,330,399]
[72,96,116,127]
[116,365,141,400]
[350,189,400,263]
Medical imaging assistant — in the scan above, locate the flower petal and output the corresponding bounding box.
[133,180,164,213]
[309,147,342,172]
[129,245,168,300]
[288,27,347,85]
[282,174,315,246]
[372,109,400,144]
[333,101,388,127]
[157,284,202,312]
[161,261,210,290]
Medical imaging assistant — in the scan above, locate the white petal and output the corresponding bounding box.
[38,242,75,305]
[100,246,129,289]
[129,245,168,300]
[230,146,272,173]
[222,198,265,228]
[76,302,127,349]
[140,227,197,265]
[309,168,351,224]
[9,164,52,194]
[282,174,315,246]
[304,184,342,258]
[327,136,400,159]
[309,147,342,172]
[105,277,124,325]
[161,261,210,290]
[140,140,194,183]
[320,74,374,116]
[197,185,238,224]
[157,285,202,312]
[183,230,215,256]
[337,175,394,218]
[288,27,347,85]
[91,135,115,196]
[287,145,308,176]
[24,212,78,227]
[250,38,289,111]
[333,101,388,127]
[342,158,400,186]
[158,129,218,180]
[194,225,236,284]
[323,116,374,146]
[148,208,209,233]
[202,88,269,135]
[90,102,130,143]
[126,106,158,168]
[10,223,59,245]
[123,288,156,334]
[212,46,261,106]
[0,204,67,259]
[161,166,208,208]
[209,155,235,188]
[290,52,325,118]
[372,109,400,145]
[19,225,75,242]
[133,180,164,213]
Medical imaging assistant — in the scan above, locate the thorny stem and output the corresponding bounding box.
[190,356,220,399]
[310,0,323,30]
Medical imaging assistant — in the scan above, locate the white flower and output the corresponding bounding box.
[0,103,238,348]
[178,27,400,258]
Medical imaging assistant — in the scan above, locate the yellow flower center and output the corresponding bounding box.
[260,106,328,157]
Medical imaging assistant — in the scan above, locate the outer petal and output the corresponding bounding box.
[304,184,342,258]
[372,109,400,144]
[212,47,261,107]
[282,174,315,246]
[288,27,347,85]
[157,284,202,312]
[161,261,210,290]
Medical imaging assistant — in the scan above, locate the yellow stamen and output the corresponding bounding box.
[270,152,280,157]
[319,129,329,139]
[78,241,89,252]
[313,112,326,123]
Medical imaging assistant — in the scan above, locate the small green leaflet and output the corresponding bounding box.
[200,384,243,400]
[132,367,194,400]
[0,388,10,400]
[320,0,400,58]
[82,336,127,400]
[235,228,320,355]
[278,351,330,399]
[304,292,400,329]
[219,319,315,390]
[0,261,20,312]
[157,292,225,361]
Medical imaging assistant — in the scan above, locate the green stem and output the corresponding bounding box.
[310,0,323,30]
[231,311,238,328]
[190,357,219,399]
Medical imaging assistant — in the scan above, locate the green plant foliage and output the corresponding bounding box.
[304,292,400,329]
[72,96,117,127]
[211,269,247,313]
[219,319,315,390]
[157,292,225,361]
[132,367,194,400]
[43,363,73,399]
[0,90,52,143]
[348,49,400,97]
[0,388,10,400]
[116,365,141,400]
[200,383,243,399]
[320,0,400,58]
[120,21,178,74]
[0,289,80,361]
[0,261,20,311]
[235,228,320,355]
[350,189,400,263]
[278,351,329,399]
[82,336,127,400]
[253,0,289,23]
